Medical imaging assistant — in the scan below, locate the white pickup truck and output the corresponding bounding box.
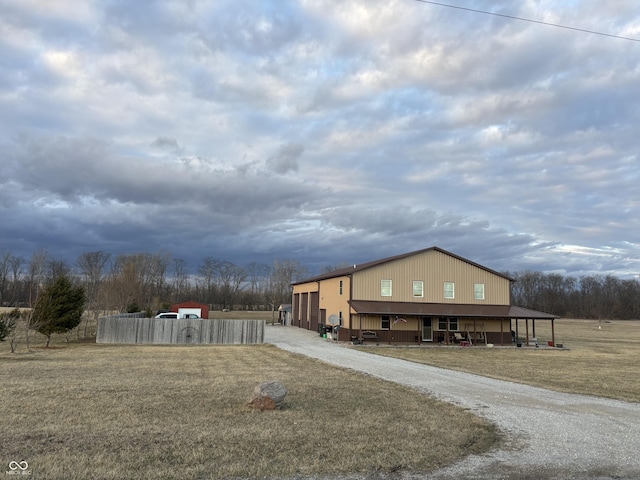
[155,312,200,319]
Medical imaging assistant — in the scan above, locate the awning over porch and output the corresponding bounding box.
[348,300,557,346]
[348,300,556,320]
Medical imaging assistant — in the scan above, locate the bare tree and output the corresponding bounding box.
[104,255,142,312]
[215,261,247,310]
[7,309,27,353]
[618,278,640,320]
[25,249,49,349]
[172,258,190,303]
[47,257,71,282]
[245,262,270,309]
[27,250,48,304]
[103,253,168,313]
[246,262,269,296]
[264,259,308,323]
[8,255,24,307]
[0,252,11,307]
[151,252,171,306]
[76,251,111,337]
[198,257,220,307]
[319,263,351,274]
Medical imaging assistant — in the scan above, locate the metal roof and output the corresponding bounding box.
[292,246,515,285]
[348,300,557,319]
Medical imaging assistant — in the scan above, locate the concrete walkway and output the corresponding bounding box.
[265,325,640,480]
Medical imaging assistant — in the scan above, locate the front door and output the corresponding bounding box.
[422,317,433,342]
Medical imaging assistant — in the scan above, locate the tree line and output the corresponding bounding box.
[1,249,639,321]
[509,271,640,320]
[0,249,310,316]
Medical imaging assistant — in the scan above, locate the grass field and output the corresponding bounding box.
[0,314,496,480]
[2,311,638,479]
[367,318,640,403]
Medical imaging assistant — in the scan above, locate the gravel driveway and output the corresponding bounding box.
[265,325,640,480]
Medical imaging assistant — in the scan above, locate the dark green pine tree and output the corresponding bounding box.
[32,276,86,347]
[0,308,19,342]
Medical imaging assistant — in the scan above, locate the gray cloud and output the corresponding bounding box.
[266,143,303,174]
[151,136,182,153]
[0,1,639,277]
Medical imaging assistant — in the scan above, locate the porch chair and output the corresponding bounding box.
[453,332,465,343]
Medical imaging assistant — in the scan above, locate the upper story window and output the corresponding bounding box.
[444,282,455,299]
[413,280,424,298]
[339,280,343,295]
[381,279,392,297]
[474,283,485,300]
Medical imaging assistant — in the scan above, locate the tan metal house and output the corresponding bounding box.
[291,246,556,346]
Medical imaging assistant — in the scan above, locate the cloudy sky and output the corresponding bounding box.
[1,0,639,278]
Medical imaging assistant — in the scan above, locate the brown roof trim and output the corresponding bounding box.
[348,300,557,319]
[292,246,515,285]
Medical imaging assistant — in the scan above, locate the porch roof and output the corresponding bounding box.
[348,300,557,319]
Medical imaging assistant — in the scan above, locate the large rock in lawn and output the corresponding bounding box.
[247,380,287,410]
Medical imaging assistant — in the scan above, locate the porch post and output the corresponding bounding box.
[500,318,504,346]
[446,318,450,345]
[551,318,555,346]
[532,320,536,339]
[473,318,477,345]
[525,319,529,346]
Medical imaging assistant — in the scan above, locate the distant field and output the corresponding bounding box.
[0,343,496,480]
[208,310,275,321]
[368,319,640,402]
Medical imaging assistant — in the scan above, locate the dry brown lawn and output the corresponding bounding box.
[5,310,636,479]
[0,340,496,479]
[368,319,640,403]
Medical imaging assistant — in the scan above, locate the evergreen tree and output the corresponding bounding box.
[32,276,86,347]
[0,308,18,342]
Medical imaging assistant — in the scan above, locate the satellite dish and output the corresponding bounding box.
[328,314,340,325]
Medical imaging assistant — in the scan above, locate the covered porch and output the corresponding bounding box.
[347,300,558,346]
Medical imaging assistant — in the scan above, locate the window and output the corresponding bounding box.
[413,280,424,297]
[339,280,343,295]
[474,283,485,300]
[438,317,447,330]
[381,315,390,330]
[381,279,392,297]
[444,282,455,299]
[339,311,343,326]
[438,317,458,331]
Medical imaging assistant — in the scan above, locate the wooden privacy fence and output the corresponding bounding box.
[97,315,265,345]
